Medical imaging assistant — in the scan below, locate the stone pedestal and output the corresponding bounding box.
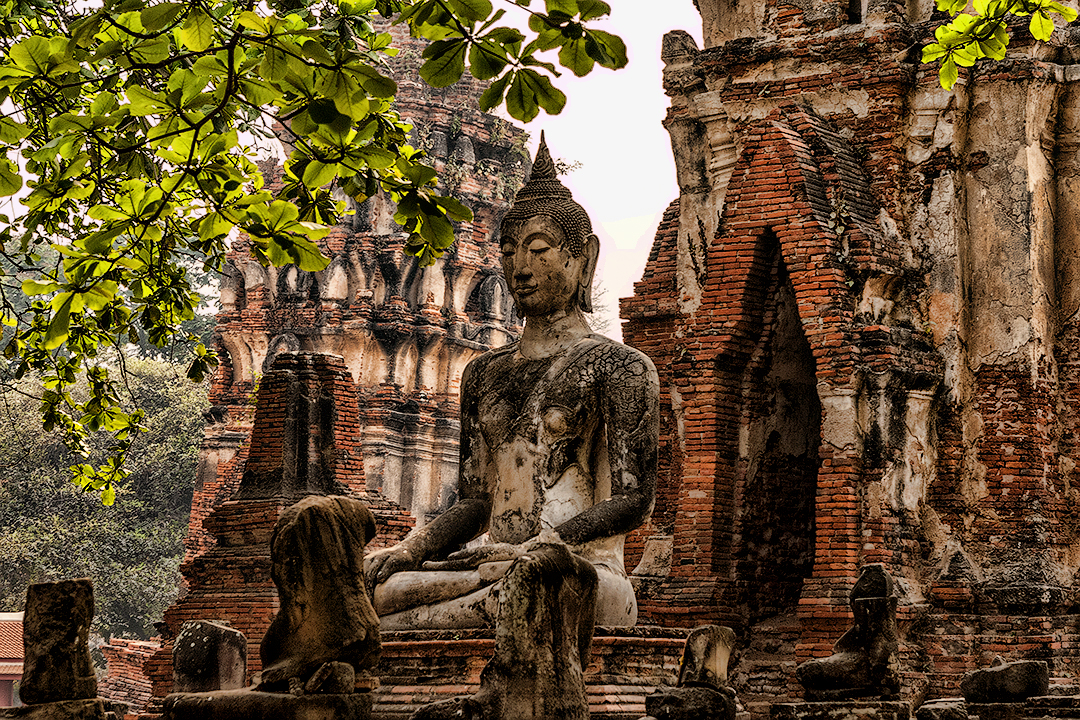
[771,701,912,720]
[0,699,110,720]
[162,689,371,720]
[374,628,686,720]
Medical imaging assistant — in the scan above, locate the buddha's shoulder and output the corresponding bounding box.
[577,335,657,381]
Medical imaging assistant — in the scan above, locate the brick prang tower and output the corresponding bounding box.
[621,0,1080,714]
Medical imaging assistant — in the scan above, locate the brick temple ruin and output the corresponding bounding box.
[624,0,1080,713]
[101,0,1080,718]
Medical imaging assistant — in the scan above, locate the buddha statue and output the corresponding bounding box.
[364,134,659,637]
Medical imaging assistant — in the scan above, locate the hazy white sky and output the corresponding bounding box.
[525,2,705,338]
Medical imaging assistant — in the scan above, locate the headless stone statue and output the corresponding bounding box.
[365,134,660,719]
[795,564,900,700]
[259,495,381,690]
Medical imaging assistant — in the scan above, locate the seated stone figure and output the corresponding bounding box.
[365,135,659,635]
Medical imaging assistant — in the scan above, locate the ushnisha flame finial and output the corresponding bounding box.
[501,131,593,258]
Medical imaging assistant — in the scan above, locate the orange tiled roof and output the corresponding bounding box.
[0,618,23,661]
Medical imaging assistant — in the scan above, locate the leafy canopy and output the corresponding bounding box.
[922,0,1078,90]
[0,0,626,502]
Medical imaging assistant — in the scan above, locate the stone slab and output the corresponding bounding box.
[966,703,1027,720]
[772,701,912,720]
[0,699,110,720]
[162,689,371,720]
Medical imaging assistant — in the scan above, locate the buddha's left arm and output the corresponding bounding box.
[556,345,659,546]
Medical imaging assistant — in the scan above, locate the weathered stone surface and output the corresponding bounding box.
[796,565,899,700]
[20,579,97,704]
[0,699,109,720]
[643,686,737,720]
[960,660,1049,703]
[678,625,737,688]
[304,662,356,695]
[258,495,380,690]
[914,698,968,720]
[637,625,738,720]
[409,543,598,720]
[162,689,372,720]
[173,620,246,693]
[772,702,911,720]
[963,703,1026,720]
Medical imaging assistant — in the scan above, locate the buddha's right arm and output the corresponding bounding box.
[365,498,490,587]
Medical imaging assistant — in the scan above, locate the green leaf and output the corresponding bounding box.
[479,70,512,111]
[559,38,593,76]
[544,0,577,16]
[43,294,74,350]
[469,41,508,80]
[940,57,959,90]
[261,46,289,81]
[447,0,492,22]
[177,9,215,52]
[21,279,59,295]
[141,3,183,32]
[303,160,338,187]
[420,38,467,87]
[506,70,539,122]
[0,159,22,197]
[587,29,626,69]
[577,0,610,21]
[1030,10,1055,41]
[353,65,398,98]
[922,42,947,62]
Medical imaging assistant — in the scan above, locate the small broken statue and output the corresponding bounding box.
[795,563,900,700]
[163,495,380,719]
[639,625,738,720]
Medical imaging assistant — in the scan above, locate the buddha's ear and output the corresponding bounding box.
[578,233,600,313]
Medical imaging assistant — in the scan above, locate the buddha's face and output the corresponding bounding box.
[500,215,584,319]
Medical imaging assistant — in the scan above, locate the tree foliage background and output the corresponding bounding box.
[0,359,206,640]
[0,0,625,502]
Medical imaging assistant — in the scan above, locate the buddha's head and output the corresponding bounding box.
[500,134,599,318]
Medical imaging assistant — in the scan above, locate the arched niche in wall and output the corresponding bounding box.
[466,271,512,323]
[320,257,350,304]
[263,332,301,374]
[395,340,419,393]
[359,337,390,387]
[219,261,246,311]
[276,264,314,304]
[241,261,267,294]
[221,334,253,385]
[735,231,820,624]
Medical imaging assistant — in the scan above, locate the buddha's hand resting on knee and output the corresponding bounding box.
[365,543,422,592]
[421,543,525,571]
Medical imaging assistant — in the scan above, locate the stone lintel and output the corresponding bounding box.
[162,689,371,720]
[0,699,109,720]
[772,701,912,720]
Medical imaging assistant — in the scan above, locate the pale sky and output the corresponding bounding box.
[524,2,705,339]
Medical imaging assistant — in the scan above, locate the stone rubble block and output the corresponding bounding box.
[162,688,372,720]
[172,620,247,693]
[0,699,109,720]
[20,579,97,705]
[771,701,913,720]
[961,661,1049,704]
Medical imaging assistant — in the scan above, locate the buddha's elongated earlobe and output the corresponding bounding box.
[579,233,600,313]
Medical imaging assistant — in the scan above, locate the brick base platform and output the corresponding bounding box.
[372,626,689,720]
